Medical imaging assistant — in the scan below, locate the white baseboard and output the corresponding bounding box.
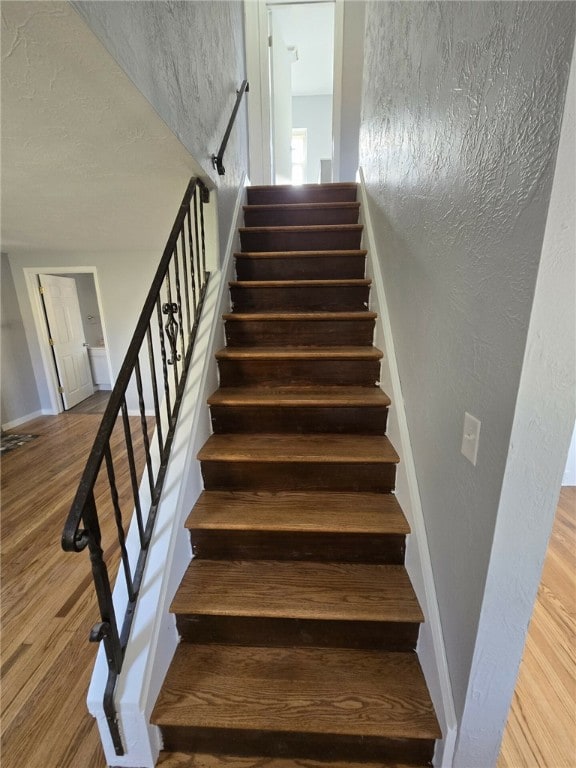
[358,168,457,767]
[2,409,52,430]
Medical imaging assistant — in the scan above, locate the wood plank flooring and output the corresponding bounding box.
[2,412,573,768]
[67,389,110,414]
[0,411,147,768]
[498,486,576,767]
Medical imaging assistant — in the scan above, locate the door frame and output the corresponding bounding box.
[23,266,113,414]
[244,0,343,185]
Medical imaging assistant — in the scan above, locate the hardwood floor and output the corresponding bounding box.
[67,389,110,414]
[0,411,147,768]
[1,411,573,768]
[498,486,576,768]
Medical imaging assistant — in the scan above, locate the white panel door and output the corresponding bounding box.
[270,9,293,184]
[39,274,94,409]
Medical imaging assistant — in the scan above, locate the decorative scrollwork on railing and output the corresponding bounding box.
[162,302,181,365]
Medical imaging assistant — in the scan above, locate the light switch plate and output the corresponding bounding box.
[461,412,481,466]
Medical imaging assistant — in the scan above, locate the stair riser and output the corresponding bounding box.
[159,726,435,765]
[247,186,357,205]
[230,285,371,313]
[201,461,396,493]
[224,319,376,347]
[235,255,366,281]
[244,207,360,227]
[210,405,388,434]
[176,615,418,651]
[217,360,381,387]
[240,229,362,253]
[190,530,404,563]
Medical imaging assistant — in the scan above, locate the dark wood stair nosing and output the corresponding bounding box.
[243,202,361,211]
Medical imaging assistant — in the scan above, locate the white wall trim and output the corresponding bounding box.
[244,0,272,185]
[358,168,457,767]
[88,176,248,768]
[331,0,344,182]
[1,409,52,431]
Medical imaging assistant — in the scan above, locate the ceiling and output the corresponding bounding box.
[271,2,335,97]
[1,2,204,255]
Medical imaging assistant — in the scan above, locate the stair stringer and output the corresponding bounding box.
[87,176,248,768]
[358,167,457,768]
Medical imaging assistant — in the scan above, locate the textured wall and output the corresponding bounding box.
[1,254,41,426]
[360,0,574,730]
[72,0,248,254]
[454,45,576,765]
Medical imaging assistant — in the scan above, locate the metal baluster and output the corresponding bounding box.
[200,184,208,280]
[104,444,136,602]
[180,227,192,341]
[146,325,163,453]
[156,296,171,418]
[193,188,202,297]
[173,244,186,363]
[134,359,154,494]
[120,399,146,548]
[83,492,123,673]
[163,271,180,387]
[187,205,197,316]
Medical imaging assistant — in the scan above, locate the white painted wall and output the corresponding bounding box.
[292,96,333,183]
[1,253,42,428]
[454,45,576,765]
[359,0,575,755]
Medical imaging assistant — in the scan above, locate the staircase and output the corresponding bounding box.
[151,183,441,766]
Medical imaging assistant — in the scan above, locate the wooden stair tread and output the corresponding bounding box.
[223,312,377,321]
[239,225,363,234]
[235,250,367,260]
[229,279,371,287]
[207,387,390,407]
[198,434,399,464]
[157,753,425,767]
[151,644,441,739]
[243,203,361,212]
[172,561,423,623]
[187,491,408,534]
[215,346,383,360]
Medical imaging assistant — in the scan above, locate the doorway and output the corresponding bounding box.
[246,0,341,186]
[270,2,335,185]
[24,267,113,414]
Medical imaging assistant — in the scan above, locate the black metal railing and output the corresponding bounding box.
[61,177,211,755]
[211,79,249,176]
